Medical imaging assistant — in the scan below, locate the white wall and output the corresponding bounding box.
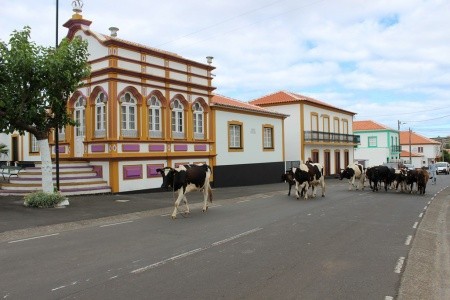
[214,110,284,166]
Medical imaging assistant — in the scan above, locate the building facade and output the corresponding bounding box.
[353,120,401,167]
[250,91,358,175]
[400,130,441,168]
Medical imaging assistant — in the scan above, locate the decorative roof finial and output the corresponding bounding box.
[72,0,84,14]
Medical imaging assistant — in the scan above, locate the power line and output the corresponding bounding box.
[403,114,450,123]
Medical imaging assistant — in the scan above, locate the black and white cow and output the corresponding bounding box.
[339,163,365,190]
[157,164,213,219]
[293,162,325,199]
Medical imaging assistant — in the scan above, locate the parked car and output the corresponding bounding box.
[403,163,415,171]
[436,162,450,175]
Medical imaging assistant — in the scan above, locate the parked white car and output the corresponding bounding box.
[436,162,449,175]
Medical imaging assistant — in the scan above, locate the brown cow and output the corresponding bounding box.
[417,168,429,195]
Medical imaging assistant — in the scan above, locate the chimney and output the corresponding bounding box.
[109,27,119,37]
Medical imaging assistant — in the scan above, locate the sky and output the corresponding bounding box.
[1,0,449,138]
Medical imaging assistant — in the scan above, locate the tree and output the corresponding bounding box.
[0,27,90,193]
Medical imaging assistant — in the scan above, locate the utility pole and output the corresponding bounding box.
[409,127,412,164]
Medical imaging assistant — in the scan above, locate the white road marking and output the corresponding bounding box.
[237,199,252,203]
[424,205,428,210]
[51,281,77,292]
[385,296,394,300]
[131,227,263,274]
[419,213,423,218]
[413,222,419,229]
[100,221,134,227]
[51,285,66,292]
[115,199,130,203]
[109,276,118,279]
[211,228,263,246]
[395,257,405,273]
[8,233,59,244]
[405,235,413,245]
[428,201,431,205]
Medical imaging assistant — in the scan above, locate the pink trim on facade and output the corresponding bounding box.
[91,144,106,152]
[122,144,140,152]
[174,144,188,151]
[194,144,207,151]
[149,144,165,151]
[123,165,142,179]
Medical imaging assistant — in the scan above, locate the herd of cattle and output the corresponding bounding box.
[282,162,431,200]
[156,162,431,219]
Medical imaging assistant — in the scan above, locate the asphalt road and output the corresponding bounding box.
[0,177,448,299]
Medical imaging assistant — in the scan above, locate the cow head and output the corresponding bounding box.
[339,168,354,180]
[282,169,295,184]
[156,167,176,190]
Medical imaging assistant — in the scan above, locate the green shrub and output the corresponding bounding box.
[23,191,66,208]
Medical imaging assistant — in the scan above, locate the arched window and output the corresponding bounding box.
[148,96,162,138]
[120,92,137,138]
[95,92,107,138]
[74,97,85,137]
[193,102,204,139]
[171,99,184,139]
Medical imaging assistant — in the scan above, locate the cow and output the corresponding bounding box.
[283,168,307,198]
[406,169,419,193]
[156,164,213,219]
[417,168,430,195]
[339,163,365,190]
[393,168,408,192]
[293,162,325,199]
[366,165,395,192]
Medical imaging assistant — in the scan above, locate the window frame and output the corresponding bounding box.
[171,99,185,139]
[193,102,204,139]
[262,124,274,151]
[95,92,107,138]
[368,136,377,147]
[148,95,162,138]
[228,121,243,152]
[120,92,138,138]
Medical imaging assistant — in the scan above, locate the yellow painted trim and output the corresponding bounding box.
[109,75,118,139]
[109,160,119,193]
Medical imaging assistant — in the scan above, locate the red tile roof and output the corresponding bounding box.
[400,150,424,158]
[211,94,288,118]
[399,131,441,145]
[353,120,394,131]
[249,90,355,115]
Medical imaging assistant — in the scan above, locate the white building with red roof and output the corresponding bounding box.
[250,91,358,175]
[399,130,441,167]
[353,120,401,167]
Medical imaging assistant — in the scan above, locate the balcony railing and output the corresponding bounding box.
[391,145,402,153]
[304,131,360,144]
